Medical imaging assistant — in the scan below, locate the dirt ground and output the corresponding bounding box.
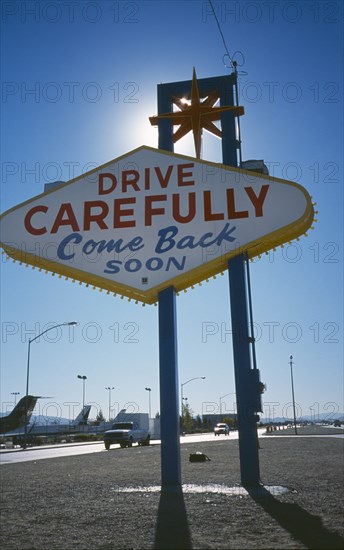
[1,430,343,549]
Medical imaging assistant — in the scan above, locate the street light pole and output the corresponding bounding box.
[77,375,87,409]
[24,321,77,449]
[180,376,205,431]
[105,386,115,422]
[11,392,20,405]
[145,387,152,419]
[289,355,298,435]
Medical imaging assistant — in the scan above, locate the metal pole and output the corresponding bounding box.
[156,82,180,488]
[181,377,205,432]
[158,286,181,488]
[155,73,238,487]
[245,254,257,370]
[11,392,20,405]
[23,339,32,449]
[290,356,298,435]
[78,375,87,408]
[220,74,261,486]
[105,387,113,422]
[145,387,151,419]
[180,383,184,431]
[23,321,77,449]
[109,389,111,422]
[233,65,243,166]
[228,255,261,486]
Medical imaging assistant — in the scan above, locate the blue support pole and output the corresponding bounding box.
[219,71,261,486]
[158,287,181,487]
[228,254,260,486]
[157,82,181,488]
[157,83,173,151]
[219,73,238,167]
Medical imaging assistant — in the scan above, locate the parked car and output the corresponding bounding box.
[214,423,229,436]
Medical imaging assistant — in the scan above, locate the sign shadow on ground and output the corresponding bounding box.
[154,487,192,549]
[246,486,344,549]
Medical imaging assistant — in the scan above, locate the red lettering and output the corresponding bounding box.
[144,167,150,190]
[122,170,140,192]
[84,201,109,231]
[145,195,167,226]
[172,193,196,223]
[154,165,173,189]
[204,190,224,221]
[98,173,117,195]
[177,163,195,186]
[226,189,249,219]
[24,205,48,235]
[245,185,269,217]
[51,203,80,234]
[114,198,136,228]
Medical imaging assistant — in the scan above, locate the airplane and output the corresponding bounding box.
[26,404,92,436]
[1,405,126,446]
[0,395,38,434]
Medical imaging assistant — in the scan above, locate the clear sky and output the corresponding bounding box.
[1,0,343,423]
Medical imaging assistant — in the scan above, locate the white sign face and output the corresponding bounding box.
[0,146,314,304]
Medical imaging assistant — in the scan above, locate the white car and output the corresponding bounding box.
[214,423,230,436]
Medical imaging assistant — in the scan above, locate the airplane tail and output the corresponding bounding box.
[0,395,38,434]
[113,409,127,422]
[72,404,92,426]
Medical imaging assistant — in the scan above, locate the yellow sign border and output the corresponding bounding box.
[0,146,315,305]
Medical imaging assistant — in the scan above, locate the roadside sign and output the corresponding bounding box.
[0,146,314,304]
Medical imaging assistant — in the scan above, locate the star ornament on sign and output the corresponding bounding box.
[149,68,244,158]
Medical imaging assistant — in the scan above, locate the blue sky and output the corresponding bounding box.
[1,0,343,422]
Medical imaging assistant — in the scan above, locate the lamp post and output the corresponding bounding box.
[105,386,115,422]
[11,392,20,405]
[289,355,298,435]
[145,387,152,419]
[180,376,205,431]
[77,375,87,409]
[24,321,77,449]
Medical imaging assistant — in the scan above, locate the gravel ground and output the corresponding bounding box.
[1,429,343,550]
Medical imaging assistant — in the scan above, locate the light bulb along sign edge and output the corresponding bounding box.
[0,145,314,304]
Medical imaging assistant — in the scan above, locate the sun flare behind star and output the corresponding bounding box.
[149,68,244,158]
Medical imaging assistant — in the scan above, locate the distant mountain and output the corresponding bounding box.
[261,413,344,424]
[0,413,73,424]
[30,415,71,426]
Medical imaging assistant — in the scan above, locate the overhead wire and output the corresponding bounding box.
[207,0,235,69]
[207,0,243,165]
[208,1,258,381]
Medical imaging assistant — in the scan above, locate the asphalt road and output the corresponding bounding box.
[1,427,342,465]
[0,431,240,464]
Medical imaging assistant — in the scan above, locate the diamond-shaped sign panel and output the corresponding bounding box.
[0,146,314,304]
